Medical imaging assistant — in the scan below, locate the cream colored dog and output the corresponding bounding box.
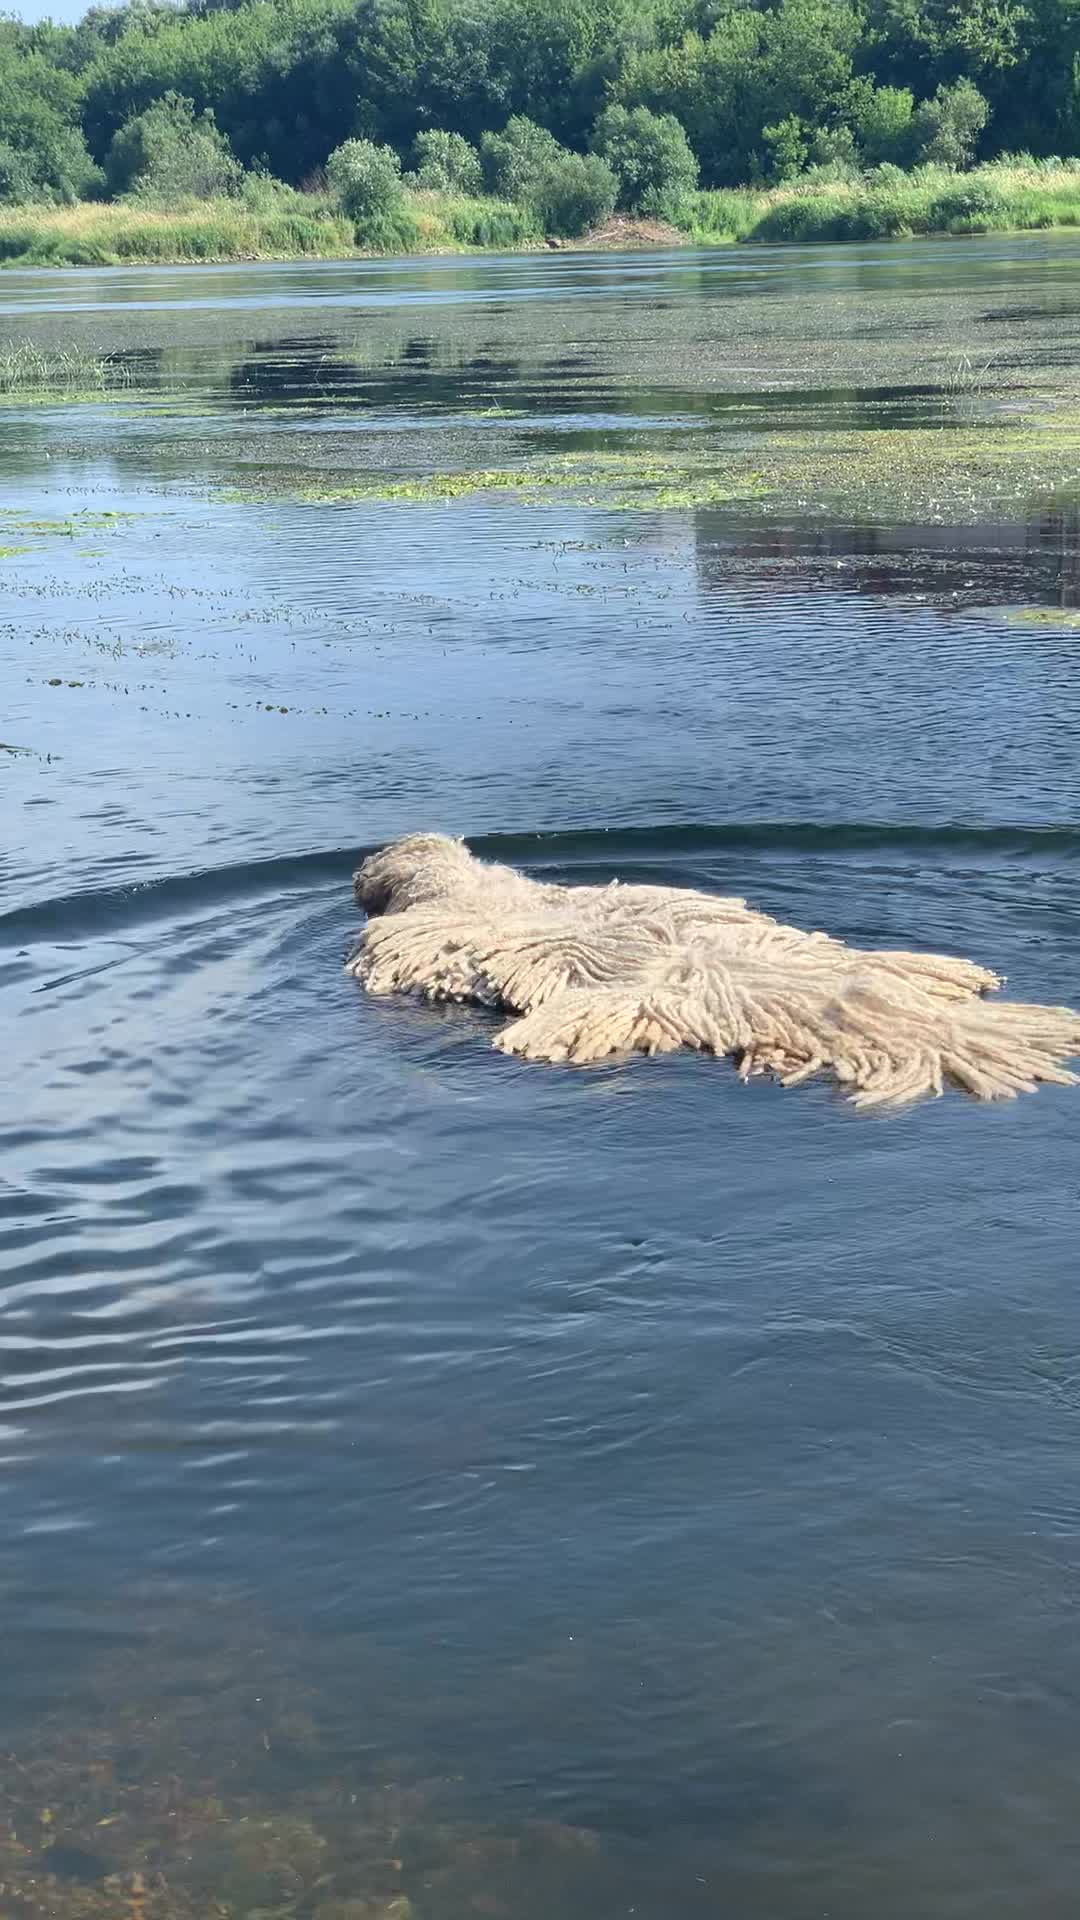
[348,834,1080,1108]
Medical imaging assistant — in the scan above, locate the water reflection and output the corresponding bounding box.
[691,507,1080,605]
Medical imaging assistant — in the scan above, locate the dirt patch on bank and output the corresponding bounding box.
[558,215,687,250]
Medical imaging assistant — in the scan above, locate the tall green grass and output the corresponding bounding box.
[0,197,355,268]
[683,161,1080,245]
[430,194,540,248]
[382,190,540,251]
[0,339,134,391]
[0,189,540,266]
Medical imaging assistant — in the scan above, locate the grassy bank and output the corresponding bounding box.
[0,197,355,267]
[685,160,1080,243]
[2,161,1080,268]
[0,189,537,268]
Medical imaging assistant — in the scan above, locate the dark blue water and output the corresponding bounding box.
[2,242,1080,1920]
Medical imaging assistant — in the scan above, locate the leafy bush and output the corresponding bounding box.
[531,150,618,235]
[911,79,988,169]
[864,161,908,186]
[325,137,419,247]
[480,118,563,199]
[107,93,243,201]
[479,116,616,235]
[802,158,861,184]
[0,140,37,206]
[590,104,698,218]
[925,178,1010,229]
[806,122,859,173]
[752,184,912,241]
[326,138,405,223]
[410,130,482,195]
[763,114,809,182]
[848,82,915,166]
[237,168,297,213]
[748,192,844,240]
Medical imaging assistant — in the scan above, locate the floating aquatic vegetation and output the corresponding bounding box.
[750,411,1080,522]
[1006,606,1080,626]
[348,836,1080,1108]
[0,510,135,543]
[220,449,766,511]
[202,400,1080,524]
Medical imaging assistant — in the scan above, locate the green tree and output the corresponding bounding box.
[806,121,859,170]
[763,112,808,178]
[480,116,563,197]
[946,0,1028,72]
[480,115,616,232]
[81,0,364,183]
[591,102,698,216]
[991,0,1080,154]
[0,41,102,201]
[0,139,37,205]
[326,135,404,218]
[475,0,631,147]
[532,148,617,232]
[911,77,988,165]
[106,91,244,197]
[2,0,1080,213]
[764,0,861,125]
[847,80,915,165]
[410,128,482,192]
[615,20,763,185]
[615,0,860,185]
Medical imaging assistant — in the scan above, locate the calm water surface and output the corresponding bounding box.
[2,239,1080,1919]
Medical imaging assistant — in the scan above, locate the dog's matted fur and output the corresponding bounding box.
[346,834,1080,1108]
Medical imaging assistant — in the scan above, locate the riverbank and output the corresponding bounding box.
[693,161,1080,242]
[1,162,1079,268]
[0,189,537,268]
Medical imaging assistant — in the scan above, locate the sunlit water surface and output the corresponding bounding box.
[2,239,1080,1920]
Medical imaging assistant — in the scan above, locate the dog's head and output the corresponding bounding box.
[353,833,472,915]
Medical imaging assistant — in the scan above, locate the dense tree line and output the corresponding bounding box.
[1,0,1078,209]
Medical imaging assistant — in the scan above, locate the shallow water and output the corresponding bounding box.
[2,238,1080,1920]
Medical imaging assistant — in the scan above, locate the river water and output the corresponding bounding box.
[2,239,1080,1920]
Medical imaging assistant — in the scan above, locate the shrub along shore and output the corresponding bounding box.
[2,160,1080,269]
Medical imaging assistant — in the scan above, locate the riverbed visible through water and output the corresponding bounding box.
[2,237,1080,1920]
